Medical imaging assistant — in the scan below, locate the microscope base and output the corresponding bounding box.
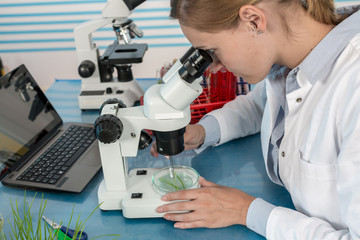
[78,80,144,110]
[98,168,166,218]
[97,180,127,211]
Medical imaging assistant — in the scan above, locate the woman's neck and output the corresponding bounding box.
[276,13,335,69]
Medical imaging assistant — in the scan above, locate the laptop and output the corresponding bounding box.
[0,64,101,193]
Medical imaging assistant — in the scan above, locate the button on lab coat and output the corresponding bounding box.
[208,33,360,239]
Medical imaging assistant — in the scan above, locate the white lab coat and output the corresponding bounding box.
[207,33,360,239]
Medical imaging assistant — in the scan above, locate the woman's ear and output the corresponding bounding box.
[239,5,266,33]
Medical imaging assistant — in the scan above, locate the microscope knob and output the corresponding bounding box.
[78,60,96,78]
[94,114,123,144]
[138,130,153,150]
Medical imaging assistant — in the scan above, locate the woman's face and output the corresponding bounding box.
[180,23,275,84]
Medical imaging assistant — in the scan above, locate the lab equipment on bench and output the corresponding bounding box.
[42,216,88,240]
[74,0,147,110]
[94,46,213,218]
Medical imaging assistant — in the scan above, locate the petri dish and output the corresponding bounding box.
[152,165,200,195]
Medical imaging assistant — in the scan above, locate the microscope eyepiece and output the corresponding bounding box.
[179,46,195,64]
[178,48,213,84]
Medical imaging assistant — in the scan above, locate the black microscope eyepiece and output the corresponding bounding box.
[178,48,213,84]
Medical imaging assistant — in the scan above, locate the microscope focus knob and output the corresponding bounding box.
[94,114,123,144]
[78,60,96,78]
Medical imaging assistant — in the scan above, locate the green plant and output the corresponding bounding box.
[0,192,120,240]
[0,213,4,235]
[159,171,186,191]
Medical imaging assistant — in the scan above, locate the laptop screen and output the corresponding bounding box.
[0,65,62,179]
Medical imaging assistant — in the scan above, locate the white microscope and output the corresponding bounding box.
[74,0,147,110]
[94,47,213,218]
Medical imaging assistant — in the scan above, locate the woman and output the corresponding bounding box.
[152,0,360,239]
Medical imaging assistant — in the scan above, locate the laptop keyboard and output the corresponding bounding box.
[17,125,96,185]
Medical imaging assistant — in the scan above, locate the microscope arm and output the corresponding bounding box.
[74,18,115,51]
[98,103,191,156]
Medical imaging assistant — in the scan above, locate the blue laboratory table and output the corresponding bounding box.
[0,79,294,239]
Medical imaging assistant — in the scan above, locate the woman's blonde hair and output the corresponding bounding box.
[302,0,342,25]
[170,0,343,32]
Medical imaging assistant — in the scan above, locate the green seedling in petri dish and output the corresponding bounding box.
[159,172,186,191]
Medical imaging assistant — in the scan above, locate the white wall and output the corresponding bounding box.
[0,0,359,90]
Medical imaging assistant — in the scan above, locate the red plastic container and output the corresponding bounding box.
[209,68,237,102]
[190,68,248,124]
[190,88,229,124]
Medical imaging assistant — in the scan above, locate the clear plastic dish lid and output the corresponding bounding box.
[152,165,200,195]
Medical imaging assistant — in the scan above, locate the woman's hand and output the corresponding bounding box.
[156,177,256,229]
[150,124,206,157]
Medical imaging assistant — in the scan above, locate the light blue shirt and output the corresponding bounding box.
[196,5,360,237]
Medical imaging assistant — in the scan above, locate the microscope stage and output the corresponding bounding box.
[101,42,148,64]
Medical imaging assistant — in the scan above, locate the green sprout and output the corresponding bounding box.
[0,192,120,240]
[159,172,186,191]
[0,213,4,233]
